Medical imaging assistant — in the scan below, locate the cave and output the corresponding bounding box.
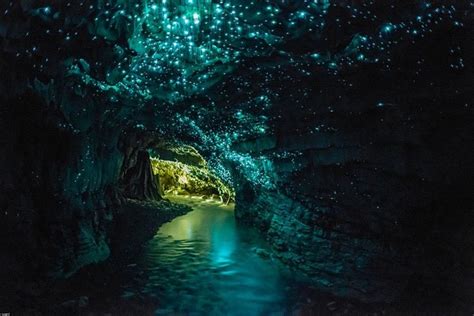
[0,0,473,315]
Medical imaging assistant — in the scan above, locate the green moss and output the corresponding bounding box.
[151,158,234,203]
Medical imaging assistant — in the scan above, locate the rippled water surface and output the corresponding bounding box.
[121,196,314,315]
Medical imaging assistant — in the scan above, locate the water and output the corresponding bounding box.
[120,195,316,315]
[86,195,454,315]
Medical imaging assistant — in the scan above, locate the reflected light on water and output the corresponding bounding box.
[159,196,237,265]
[122,195,305,315]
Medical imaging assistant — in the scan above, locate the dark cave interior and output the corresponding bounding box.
[0,0,473,314]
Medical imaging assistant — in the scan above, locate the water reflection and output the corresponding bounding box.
[122,196,302,315]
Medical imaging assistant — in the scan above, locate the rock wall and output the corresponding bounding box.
[119,132,162,201]
[232,70,473,303]
[0,0,147,279]
[0,92,123,280]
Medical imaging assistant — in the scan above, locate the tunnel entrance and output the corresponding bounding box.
[117,132,234,205]
[149,144,235,204]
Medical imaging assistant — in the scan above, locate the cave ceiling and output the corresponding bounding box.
[0,0,468,186]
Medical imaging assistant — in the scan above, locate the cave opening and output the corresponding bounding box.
[116,131,236,204]
[149,144,235,204]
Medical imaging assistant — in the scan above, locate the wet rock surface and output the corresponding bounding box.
[233,101,474,305]
[0,198,191,314]
[0,0,145,281]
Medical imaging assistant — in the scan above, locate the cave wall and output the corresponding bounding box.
[231,63,473,302]
[233,111,473,302]
[0,0,148,279]
[0,92,124,280]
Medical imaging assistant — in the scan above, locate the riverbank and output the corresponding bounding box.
[1,198,192,315]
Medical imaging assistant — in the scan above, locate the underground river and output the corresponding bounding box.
[121,195,313,315]
[108,195,386,315]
